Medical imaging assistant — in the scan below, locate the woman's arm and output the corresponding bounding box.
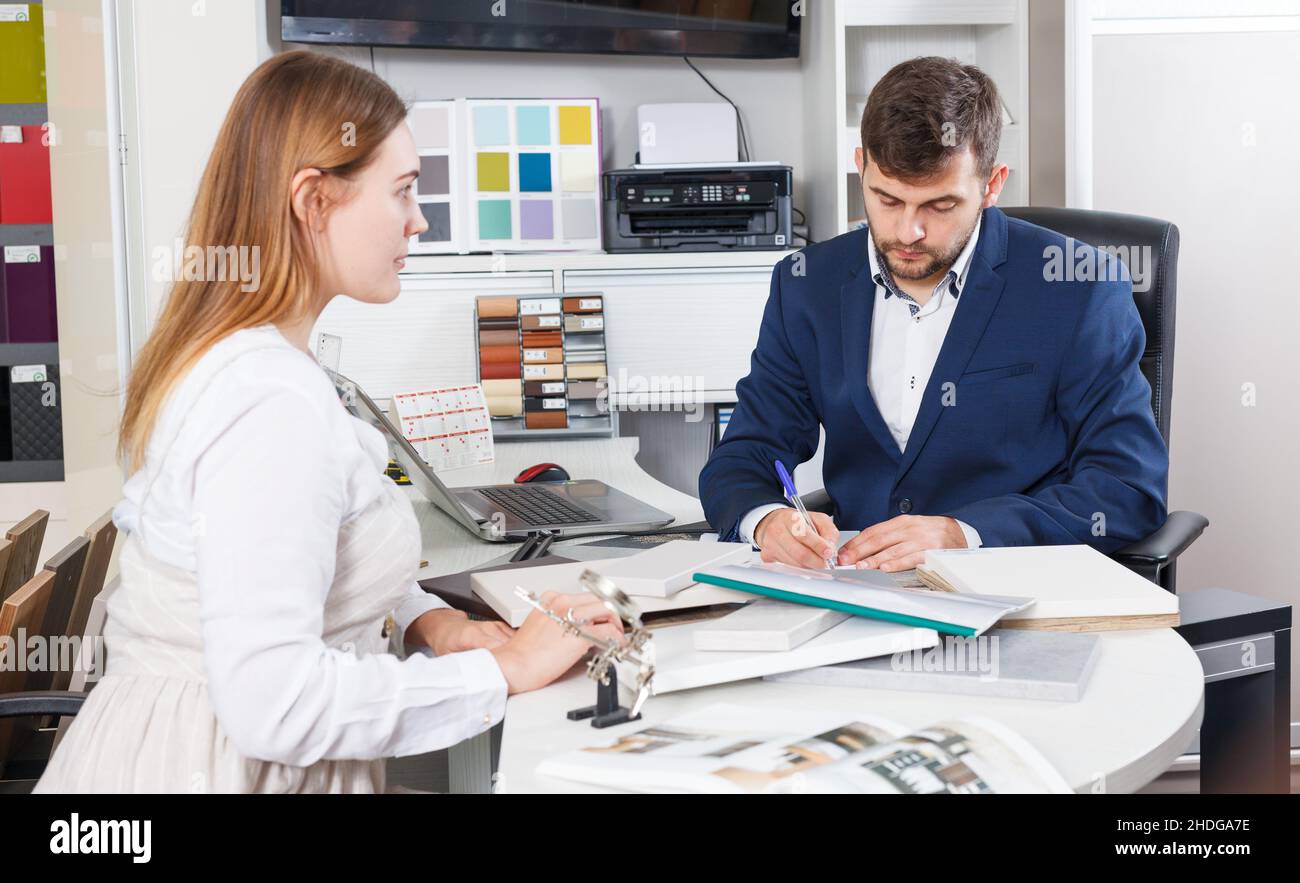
[193,377,507,766]
[398,584,514,656]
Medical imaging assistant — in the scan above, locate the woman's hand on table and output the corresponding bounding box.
[490,591,625,695]
[407,608,514,655]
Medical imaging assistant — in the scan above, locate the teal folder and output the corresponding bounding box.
[691,571,979,637]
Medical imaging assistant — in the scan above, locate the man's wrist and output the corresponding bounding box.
[951,518,982,549]
[753,507,792,548]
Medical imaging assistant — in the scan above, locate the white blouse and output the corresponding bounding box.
[112,324,507,765]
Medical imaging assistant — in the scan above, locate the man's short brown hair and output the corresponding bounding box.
[861,56,1002,182]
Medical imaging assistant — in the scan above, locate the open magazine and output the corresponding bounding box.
[536,704,1074,794]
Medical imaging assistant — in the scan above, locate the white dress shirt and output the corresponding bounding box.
[112,325,506,765]
[739,217,985,551]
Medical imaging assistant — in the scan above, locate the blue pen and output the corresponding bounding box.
[774,460,835,570]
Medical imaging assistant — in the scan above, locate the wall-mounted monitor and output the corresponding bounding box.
[281,1,802,60]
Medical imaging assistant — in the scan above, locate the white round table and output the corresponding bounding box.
[496,627,1204,794]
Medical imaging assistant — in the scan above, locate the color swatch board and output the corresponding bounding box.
[476,293,613,438]
[0,124,52,224]
[0,4,46,103]
[2,245,56,343]
[406,98,602,254]
[390,384,494,471]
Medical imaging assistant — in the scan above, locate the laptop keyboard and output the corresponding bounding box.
[477,485,601,526]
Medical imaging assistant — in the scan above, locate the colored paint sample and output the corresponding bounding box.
[476,152,509,191]
[418,154,450,195]
[518,152,552,192]
[478,200,512,239]
[0,125,53,223]
[418,202,452,242]
[0,4,46,103]
[516,106,551,145]
[408,105,449,148]
[561,199,597,240]
[406,98,601,252]
[559,152,596,192]
[519,200,554,240]
[558,105,592,145]
[3,246,57,343]
[473,105,510,146]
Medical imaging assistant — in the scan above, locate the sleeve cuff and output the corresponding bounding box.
[393,582,451,633]
[448,647,509,734]
[955,519,983,549]
[739,503,788,547]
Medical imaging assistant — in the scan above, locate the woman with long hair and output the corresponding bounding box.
[35,50,620,793]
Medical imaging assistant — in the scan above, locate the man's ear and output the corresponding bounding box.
[290,167,327,231]
[981,164,1009,209]
[855,147,866,178]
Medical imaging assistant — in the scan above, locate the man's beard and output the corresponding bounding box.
[876,215,980,281]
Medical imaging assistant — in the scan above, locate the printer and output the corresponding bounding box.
[602,164,793,252]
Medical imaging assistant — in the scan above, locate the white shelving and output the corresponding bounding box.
[312,250,793,413]
[803,0,1031,241]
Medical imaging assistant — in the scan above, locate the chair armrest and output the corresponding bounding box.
[799,488,833,514]
[0,691,88,719]
[1113,510,1209,569]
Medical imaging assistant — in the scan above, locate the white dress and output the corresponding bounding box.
[35,325,507,793]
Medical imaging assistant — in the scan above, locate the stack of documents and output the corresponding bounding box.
[471,540,753,627]
[919,545,1179,630]
[767,628,1102,702]
[617,616,937,695]
[692,561,1033,637]
[691,599,850,652]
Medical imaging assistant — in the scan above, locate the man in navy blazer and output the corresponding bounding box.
[699,57,1168,571]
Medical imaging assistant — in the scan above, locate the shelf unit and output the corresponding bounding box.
[2,55,61,483]
[311,250,792,418]
[803,0,1030,242]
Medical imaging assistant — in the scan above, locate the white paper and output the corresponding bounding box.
[10,364,48,383]
[390,383,493,471]
[4,245,40,263]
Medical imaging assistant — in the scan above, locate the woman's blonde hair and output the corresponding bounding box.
[117,50,407,473]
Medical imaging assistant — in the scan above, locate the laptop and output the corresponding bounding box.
[330,371,676,542]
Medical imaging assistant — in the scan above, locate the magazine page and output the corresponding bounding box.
[768,716,1074,794]
[535,704,909,794]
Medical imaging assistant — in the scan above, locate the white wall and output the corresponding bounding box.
[34,0,123,567]
[290,35,809,217]
[1092,27,1300,727]
[116,0,276,345]
[1028,0,1066,205]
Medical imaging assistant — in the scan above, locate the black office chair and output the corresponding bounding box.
[803,206,1206,593]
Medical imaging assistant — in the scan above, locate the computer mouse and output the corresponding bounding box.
[514,462,570,483]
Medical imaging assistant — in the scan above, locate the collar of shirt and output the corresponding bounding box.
[866,212,984,312]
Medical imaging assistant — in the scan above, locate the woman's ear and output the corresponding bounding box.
[290,167,327,230]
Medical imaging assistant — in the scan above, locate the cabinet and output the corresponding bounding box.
[312,252,789,412]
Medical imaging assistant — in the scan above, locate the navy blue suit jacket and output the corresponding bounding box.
[699,207,1169,551]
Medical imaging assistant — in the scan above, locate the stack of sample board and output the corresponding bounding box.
[475,293,612,437]
[917,545,1179,631]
